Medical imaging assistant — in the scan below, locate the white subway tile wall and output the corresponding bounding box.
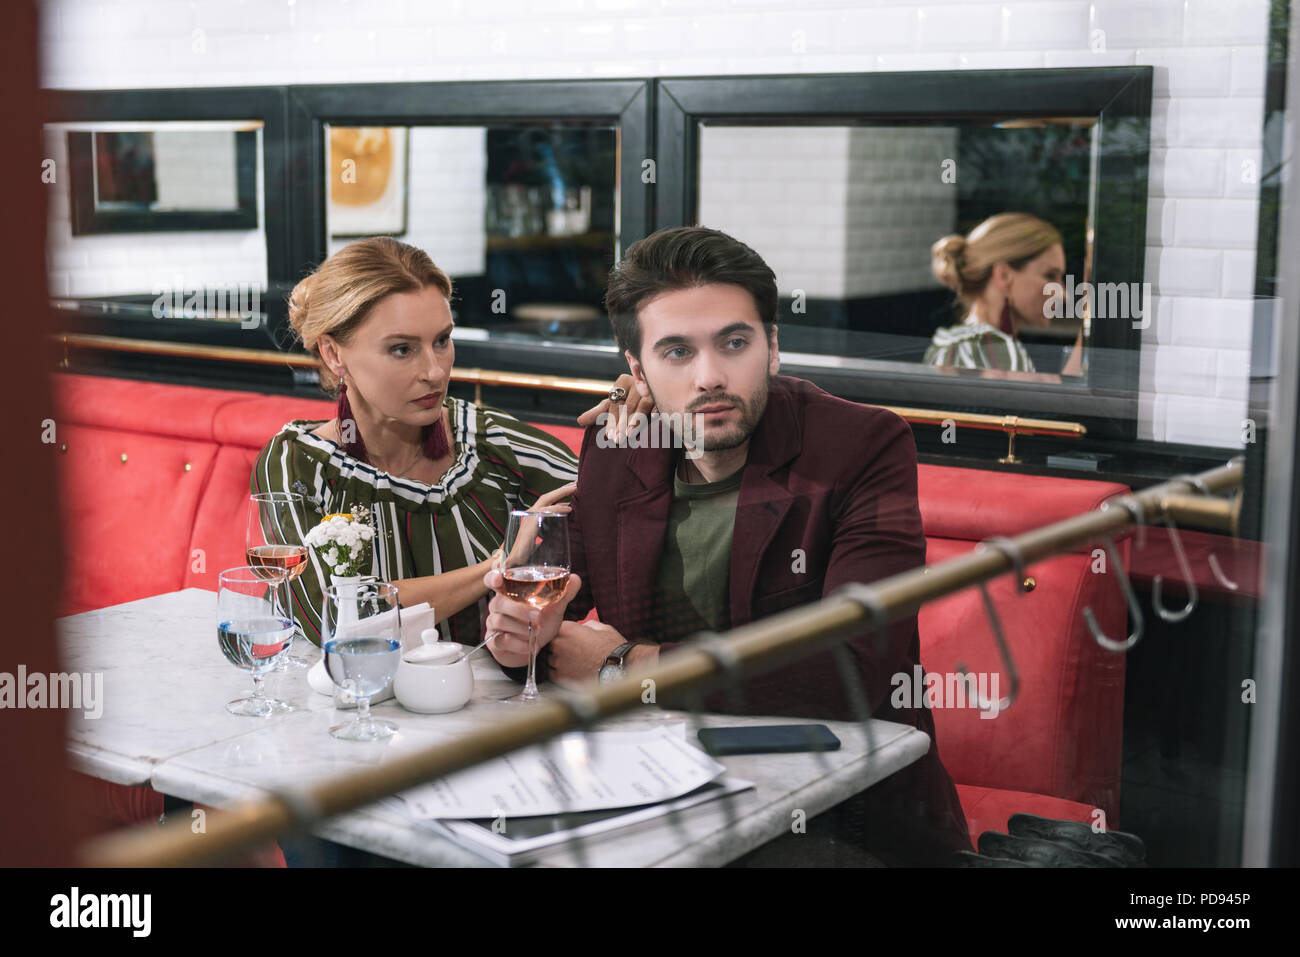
[151,130,238,210]
[37,0,1268,448]
[698,126,957,299]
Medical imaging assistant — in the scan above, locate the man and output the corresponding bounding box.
[485,226,970,865]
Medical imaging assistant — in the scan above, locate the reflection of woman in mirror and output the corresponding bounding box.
[925,213,1084,380]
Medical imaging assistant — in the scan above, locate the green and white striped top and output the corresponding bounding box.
[250,396,578,647]
[924,321,1037,373]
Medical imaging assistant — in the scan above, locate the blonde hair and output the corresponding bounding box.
[287,237,453,395]
[931,213,1062,306]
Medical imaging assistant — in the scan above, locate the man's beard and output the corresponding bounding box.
[648,373,772,453]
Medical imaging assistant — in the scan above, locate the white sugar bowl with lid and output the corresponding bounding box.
[393,630,474,714]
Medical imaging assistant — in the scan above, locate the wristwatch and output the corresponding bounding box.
[599,643,637,683]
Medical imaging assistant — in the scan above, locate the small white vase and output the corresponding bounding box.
[330,574,362,629]
[311,574,363,702]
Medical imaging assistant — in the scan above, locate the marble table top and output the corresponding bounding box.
[60,588,931,867]
[59,589,329,786]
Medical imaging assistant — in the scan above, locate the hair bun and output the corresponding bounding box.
[287,275,312,342]
[931,234,967,291]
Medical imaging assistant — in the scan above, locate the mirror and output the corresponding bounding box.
[66,124,258,233]
[324,122,619,342]
[657,69,1151,439]
[45,120,267,325]
[697,118,1100,386]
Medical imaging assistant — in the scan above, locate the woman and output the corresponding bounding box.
[925,212,1081,375]
[251,236,580,646]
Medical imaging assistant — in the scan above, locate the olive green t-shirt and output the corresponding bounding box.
[650,463,743,643]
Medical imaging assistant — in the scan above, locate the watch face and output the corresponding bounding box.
[598,663,622,683]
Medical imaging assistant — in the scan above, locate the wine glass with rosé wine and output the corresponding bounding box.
[246,492,312,670]
[498,508,571,704]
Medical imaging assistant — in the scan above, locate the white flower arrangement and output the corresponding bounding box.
[303,505,376,577]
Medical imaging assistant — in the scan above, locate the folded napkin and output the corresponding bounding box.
[307,601,436,703]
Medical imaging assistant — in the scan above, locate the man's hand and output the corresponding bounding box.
[483,568,583,669]
[549,620,627,686]
[576,373,656,442]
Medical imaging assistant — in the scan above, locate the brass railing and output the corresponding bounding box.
[79,457,1244,867]
[53,334,1086,462]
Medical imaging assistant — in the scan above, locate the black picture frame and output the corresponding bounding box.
[45,86,290,349]
[66,127,259,235]
[655,68,1153,441]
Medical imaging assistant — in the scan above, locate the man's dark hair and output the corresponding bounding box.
[603,226,778,357]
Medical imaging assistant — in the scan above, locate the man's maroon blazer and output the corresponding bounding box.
[546,374,971,860]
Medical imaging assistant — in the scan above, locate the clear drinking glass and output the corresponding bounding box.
[499,508,570,703]
[323,580,401,740]
[246,491,312,670]
[217,567,295,716]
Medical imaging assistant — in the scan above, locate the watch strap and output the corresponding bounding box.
[604,642,635,668]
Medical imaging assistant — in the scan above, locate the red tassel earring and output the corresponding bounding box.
[336,376,369,462]
[422,407,451,460]
[999,298,1014,336]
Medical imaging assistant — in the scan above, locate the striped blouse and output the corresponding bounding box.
[249,396,579,647]
[924,321,1037,373]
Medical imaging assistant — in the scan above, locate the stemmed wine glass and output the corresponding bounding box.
[246,492,312,670]
[498,508,570,704]
[217,567,296,716]
[323,580,402,740]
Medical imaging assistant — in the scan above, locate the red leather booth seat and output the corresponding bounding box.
[53,373,1131,853]
[916,466,1132,840]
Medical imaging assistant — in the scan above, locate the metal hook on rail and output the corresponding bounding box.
[1170,472,1240,592]
[1084,500,1147,652]
[1150,510,1199,623]
[956,552,1021,715]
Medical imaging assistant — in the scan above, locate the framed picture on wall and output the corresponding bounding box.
[327,125,409,237]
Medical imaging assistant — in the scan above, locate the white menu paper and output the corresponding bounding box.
[397,727,727,819]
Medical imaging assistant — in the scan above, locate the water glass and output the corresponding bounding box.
[217,567,295,716]
[323,580,401,740]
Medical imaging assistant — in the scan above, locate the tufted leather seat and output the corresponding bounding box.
[917,466,1132,840]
